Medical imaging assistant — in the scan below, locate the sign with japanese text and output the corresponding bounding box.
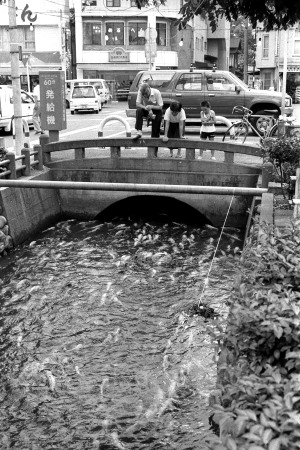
[109,48,130,62]
[39,71,66,131]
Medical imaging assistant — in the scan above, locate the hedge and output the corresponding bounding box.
[208,219,300,450]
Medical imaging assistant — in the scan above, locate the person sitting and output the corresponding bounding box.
[133,82,163,140]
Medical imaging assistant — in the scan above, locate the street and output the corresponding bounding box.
[2,101,300,153]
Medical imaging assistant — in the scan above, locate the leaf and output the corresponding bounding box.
[262,429,273,444]
[234,417,247,436]
[226,437,237,450]
[268,438,281,450]
[244,409,258,421]
[273,324,283,339]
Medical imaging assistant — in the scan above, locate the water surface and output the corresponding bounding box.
[0,219,241,449]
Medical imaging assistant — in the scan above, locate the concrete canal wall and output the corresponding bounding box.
[0,170,61,245]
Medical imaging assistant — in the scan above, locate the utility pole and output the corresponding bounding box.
[8,0,23,155]
[281,29,288,114]
[243,19,249,84]
[60,9,66,76]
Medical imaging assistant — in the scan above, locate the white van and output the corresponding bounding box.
[0,85,35,133]
[66,79,110,108]
[70,84,102,114]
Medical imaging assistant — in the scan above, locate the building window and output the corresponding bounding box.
[263,72,272,90]
[129,22,147,45]
[82,0,97,6]
[105,22,124,45]
[262,35,269,58]
[83,22,101,47]
[156,23,166,46]
[130,0,137,5]
[294,31,300,55]
[106,0,120,6]
[24,27,35,50]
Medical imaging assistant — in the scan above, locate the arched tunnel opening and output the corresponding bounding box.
[95,195,210,226]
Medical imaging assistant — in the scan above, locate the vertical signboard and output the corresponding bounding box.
[39,71,66,131]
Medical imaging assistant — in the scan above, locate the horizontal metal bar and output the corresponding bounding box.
[0,179,268,196]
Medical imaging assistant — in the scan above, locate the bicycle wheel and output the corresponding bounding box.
[222,121,249,143]
[268,124,278,137]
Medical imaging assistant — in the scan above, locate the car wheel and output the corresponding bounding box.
[253,110,277,135]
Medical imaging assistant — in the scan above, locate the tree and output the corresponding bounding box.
[136,0,300,31]
[231,19,256,75]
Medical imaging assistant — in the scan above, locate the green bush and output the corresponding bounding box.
[212,220,300,449]
[260,136,300,199]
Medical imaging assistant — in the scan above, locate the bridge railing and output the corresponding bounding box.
[0,146,43,180]
[39,134,262,165]
[0,136,270,187]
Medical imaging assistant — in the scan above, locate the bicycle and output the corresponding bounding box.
[222,106,278,143]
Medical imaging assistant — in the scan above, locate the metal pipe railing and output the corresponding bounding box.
[0,179,268,195]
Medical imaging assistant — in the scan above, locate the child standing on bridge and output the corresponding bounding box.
[162,101,186,158]
[199,100,216,160]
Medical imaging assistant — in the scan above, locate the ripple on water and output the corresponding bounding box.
[0,219,242,449]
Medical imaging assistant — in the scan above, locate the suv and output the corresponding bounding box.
[126,69,293,131]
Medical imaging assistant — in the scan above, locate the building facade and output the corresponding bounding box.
[255,25,300,98]
[0,0,69,90]
[72,0,230,88]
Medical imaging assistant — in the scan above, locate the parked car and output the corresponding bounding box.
[70,85,102,114]
[127,69,293,132]
[0,85,35,134]
[66,78,110,108]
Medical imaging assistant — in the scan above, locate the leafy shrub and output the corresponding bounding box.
[212,220,300,449]
[260,136,300,199]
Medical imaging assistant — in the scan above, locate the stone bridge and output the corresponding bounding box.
[0,134,270,245]
[39,135,266,227]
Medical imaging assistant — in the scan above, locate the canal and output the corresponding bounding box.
[0,216,242,449]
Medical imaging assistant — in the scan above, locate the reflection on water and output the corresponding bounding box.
[0,219,242,449]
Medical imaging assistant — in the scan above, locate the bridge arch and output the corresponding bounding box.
[95,195,211,225]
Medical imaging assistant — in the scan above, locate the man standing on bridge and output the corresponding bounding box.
[133,83,163,140]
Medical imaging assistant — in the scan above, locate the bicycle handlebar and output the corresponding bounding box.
[232,105,253,115]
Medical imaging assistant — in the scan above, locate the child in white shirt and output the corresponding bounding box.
[163,101,186,158]
[199,100,216,160]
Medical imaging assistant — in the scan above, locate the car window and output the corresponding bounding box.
[206,74,235,91]
[138,71,175,88]
[72,87,95,98]
[175,73,202,91]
